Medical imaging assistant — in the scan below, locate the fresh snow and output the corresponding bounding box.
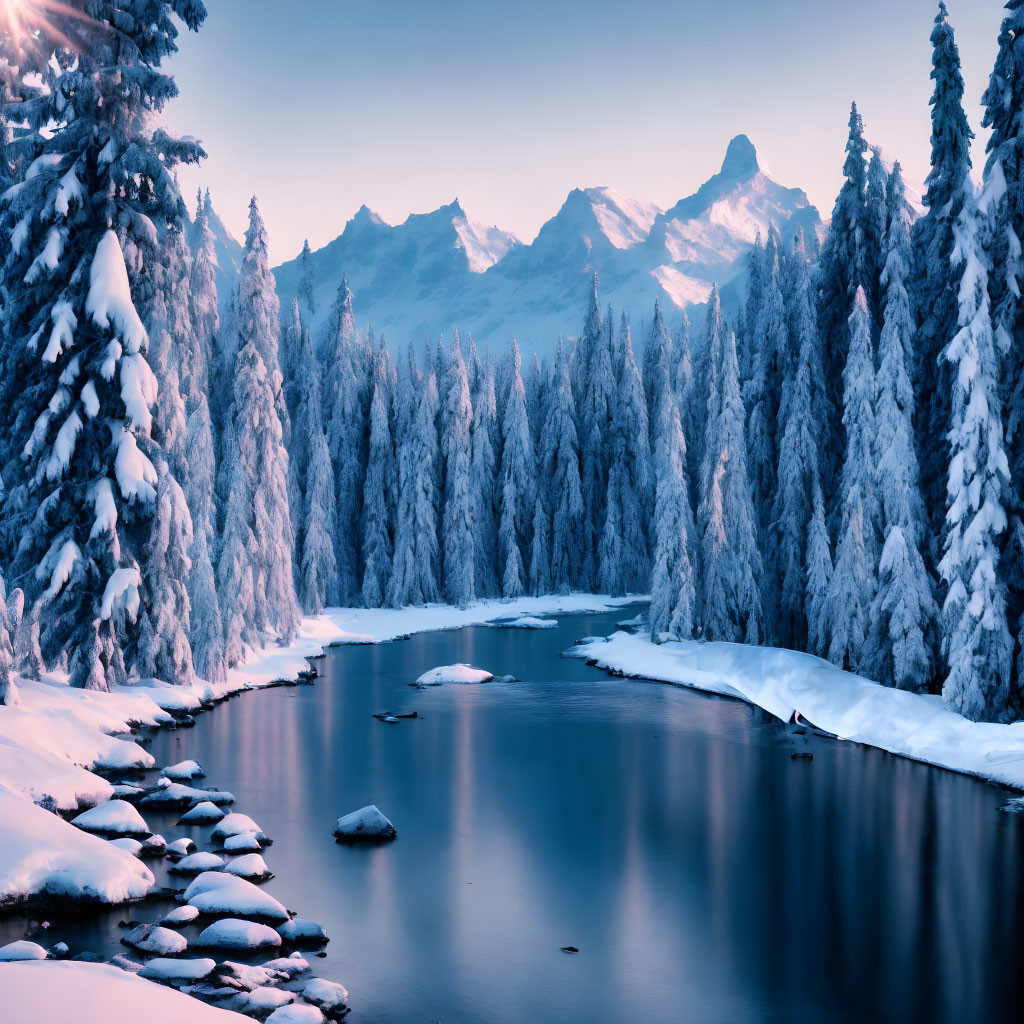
[276,919,328,945]
[86,230,148,356]
[211,812,266,842]
[574,631,1024,789]
[166,837,196,857]
[0,961,251,1023]
[140,957,216,982]
[265,1004,324,1024]
[160,904,200,927]
[122,924,188,956]
[223,832,262,852]
[168,851,225,875]
[195,919,282,950]
[415,664,493,686]
[224,853,271,880]
[302,978,349,1012]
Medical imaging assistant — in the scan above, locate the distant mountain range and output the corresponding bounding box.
[212,136,826,356]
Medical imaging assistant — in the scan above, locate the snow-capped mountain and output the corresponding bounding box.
[268,135,824,355]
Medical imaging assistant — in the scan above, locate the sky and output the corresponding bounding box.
[168,0,1005,265]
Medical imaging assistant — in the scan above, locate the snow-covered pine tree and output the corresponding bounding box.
[321,276,365,603]
[599,323,651,593]
[440,340,475,607]
[772,257,826,651]
[805,480,834,658]
[864,148,889,325]
[361,351,396,607]
[497,341,535,598]
[291,323,338,613]
[914,1,975,540]
[982,0,1024,693]
[470,365,500,597]
[649,399,697,643]
[816,102,870,493]
[538,339,583,594]
[697,316,762,644]
[297,238,317,325]
[388,367,441,606]
[822,288,880,671]
[865,163,936,691]
[939,181,1014,721]
[744,230,790,576]
[217,200,300,661]
[0,575,19,706]
[529,497,552,597]
[644,300,674,452]
[0,0,206,689]
[675,313,700,488]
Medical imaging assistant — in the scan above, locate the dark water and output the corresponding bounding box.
[4,606,1024,1023]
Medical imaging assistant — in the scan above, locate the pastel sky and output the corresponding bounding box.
[169,0,1005,265]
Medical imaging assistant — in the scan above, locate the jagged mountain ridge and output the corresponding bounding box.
[251,135,824,355]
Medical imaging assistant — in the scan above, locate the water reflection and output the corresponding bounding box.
[2,608,1022,1023]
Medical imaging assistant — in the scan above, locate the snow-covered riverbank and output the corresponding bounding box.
[571,631,1024,791]
[0,594,635,908]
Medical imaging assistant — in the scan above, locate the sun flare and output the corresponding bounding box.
[0,0,94,56]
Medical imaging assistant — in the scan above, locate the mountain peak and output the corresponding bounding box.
[720,135,760,181]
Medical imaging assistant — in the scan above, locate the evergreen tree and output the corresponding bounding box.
[697,316,762,644]
[939,186,1014,721]
[649,400,697,642]
[361,351,395,607]
[529,497,552,596]
[914,1,975,540]
[0,1,206,689]
[865,164,936,691]
[644,300,674,452]
[982,0,1024,693]
[0,576,19,707]
[540,339,584,594]
[322,277,365,602]
[599,324,651,593]
[388,369,441,606]
[217,201,300,661]
[805,480,834,658]
[297,238,317,325]
[470,366,500,597]
[292,325,338,613]
[823,289,879,671]
[497,342,535,597]
[441,340,475,607]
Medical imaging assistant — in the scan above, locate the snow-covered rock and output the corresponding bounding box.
[111,784,143,799]
[166,837,196,857]
[487,615,557,630]
[230,986,295,1015]
[212,813,269,843]
[177,800,226,824]
[140,834,167,856]
[122,923,188,956]
[195,919,283,950]
[183,872,289,922]
[2,961,253,1022]
[160,904,200,927]
[224,853,272,881]
[108,837,143,856]
[414,664,493,687]
[160,759,205,781]
[109,953,144,974]
[0,939,48,961]
[213,960,291,991]
[71,799,150,836]
[334,805,396,842]
[139,783,234,809]
[139,957,216,983]
[223,832,262,852]
[168,851,225,875]
[261,955,310,978]
[302,978,349,1012]
[265,1004,324,1024]
[275,919,328,945]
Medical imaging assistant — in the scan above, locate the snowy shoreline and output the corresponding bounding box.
[570,631,1024,792]
[0,594,637,909]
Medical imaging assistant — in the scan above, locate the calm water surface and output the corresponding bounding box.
[3,606,1024,1023]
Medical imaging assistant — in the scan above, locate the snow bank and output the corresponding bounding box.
[575,632,1024,789]
[415,664,493,686]
[1,961,250,1023]
[486,615,558,630]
